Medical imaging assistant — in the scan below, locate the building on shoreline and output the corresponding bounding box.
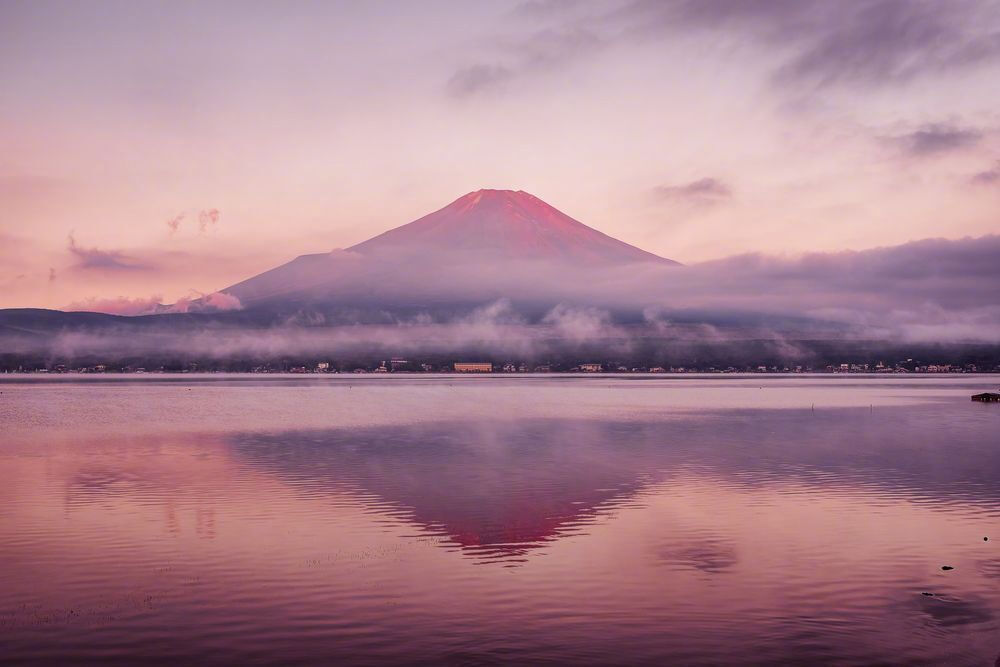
[454,362,492,373]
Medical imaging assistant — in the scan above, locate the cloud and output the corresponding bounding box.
[212,232,1000,342]
[443,1,1000,98]
[542,303,617,341]
[65,295,165,316]
[203,291,242,311]
[65,290,242,316]
[446,64,513,98]
[9,233,1000,364]
[970,160,1000,185]
[166,209,219,234]
[513,0,581,18]
[67,233,154,271]
[171,290,243,313]
[446,25,602,97]
[449,0,1000,103]
[48,267,56,283]
[683,235,1000,324]
[888,123,983,156]
[518,27,603,69]
[770,0,978,87]
[198,208,220,233]
[653,177,732,203]
[459,0,1000,102]
[618,0,1000,90]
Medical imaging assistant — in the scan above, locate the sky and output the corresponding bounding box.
[1,0,1000,310]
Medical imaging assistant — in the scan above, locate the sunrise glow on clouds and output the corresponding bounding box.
[1,0,999,310]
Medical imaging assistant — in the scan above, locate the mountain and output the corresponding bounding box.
[348,189,674,264]
[223,189,677,306]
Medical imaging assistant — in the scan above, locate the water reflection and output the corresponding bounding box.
[231,420,658,563]
[229,405,1000,566]
[655,534,739,573]
[916,593,994,628]
[4,379,1000,665]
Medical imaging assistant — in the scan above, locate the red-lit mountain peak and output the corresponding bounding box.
[348,189,677,265]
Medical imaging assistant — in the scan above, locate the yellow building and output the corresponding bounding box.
[454,362,492,373]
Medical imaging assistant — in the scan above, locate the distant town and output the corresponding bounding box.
[3,357,998,375]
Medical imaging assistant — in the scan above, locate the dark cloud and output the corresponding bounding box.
[446,64,512,98]
[889,124,983,156]
[497,0,1000,93]
[513,0,581,18]
[518,27,603,68]
[970,160,1000,185]
[772,1,971,87]
[67,233,153,271]
[686,235,1000,327]
[446,27,601,97]
[456,0,983,99]
[636,0,1000,88]
[621,0,809,33]
[653,177,732,202]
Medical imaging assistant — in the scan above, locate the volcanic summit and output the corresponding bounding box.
[348,189,674,264]
[223,189,677,306]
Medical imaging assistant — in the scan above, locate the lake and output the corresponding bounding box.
[1,374,999,665]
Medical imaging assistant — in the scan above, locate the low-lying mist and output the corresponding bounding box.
[4,234,999,366]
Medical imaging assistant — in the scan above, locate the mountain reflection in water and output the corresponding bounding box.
[230,407,1000,565]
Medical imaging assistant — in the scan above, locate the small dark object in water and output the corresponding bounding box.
[972,392,1000,402]
[941,565,954,571]
[922,592,935,596]
[986,537,990,541]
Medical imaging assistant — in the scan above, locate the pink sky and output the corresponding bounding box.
[2,0,999,309]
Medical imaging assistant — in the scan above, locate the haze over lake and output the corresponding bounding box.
[2,374,999,665]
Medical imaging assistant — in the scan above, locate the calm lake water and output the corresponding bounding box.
[2,374,999,665]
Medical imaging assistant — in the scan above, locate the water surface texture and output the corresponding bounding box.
[2,375,1000,665]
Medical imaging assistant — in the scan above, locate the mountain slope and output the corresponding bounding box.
[348,189,676,264]
[223,189,677,306]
